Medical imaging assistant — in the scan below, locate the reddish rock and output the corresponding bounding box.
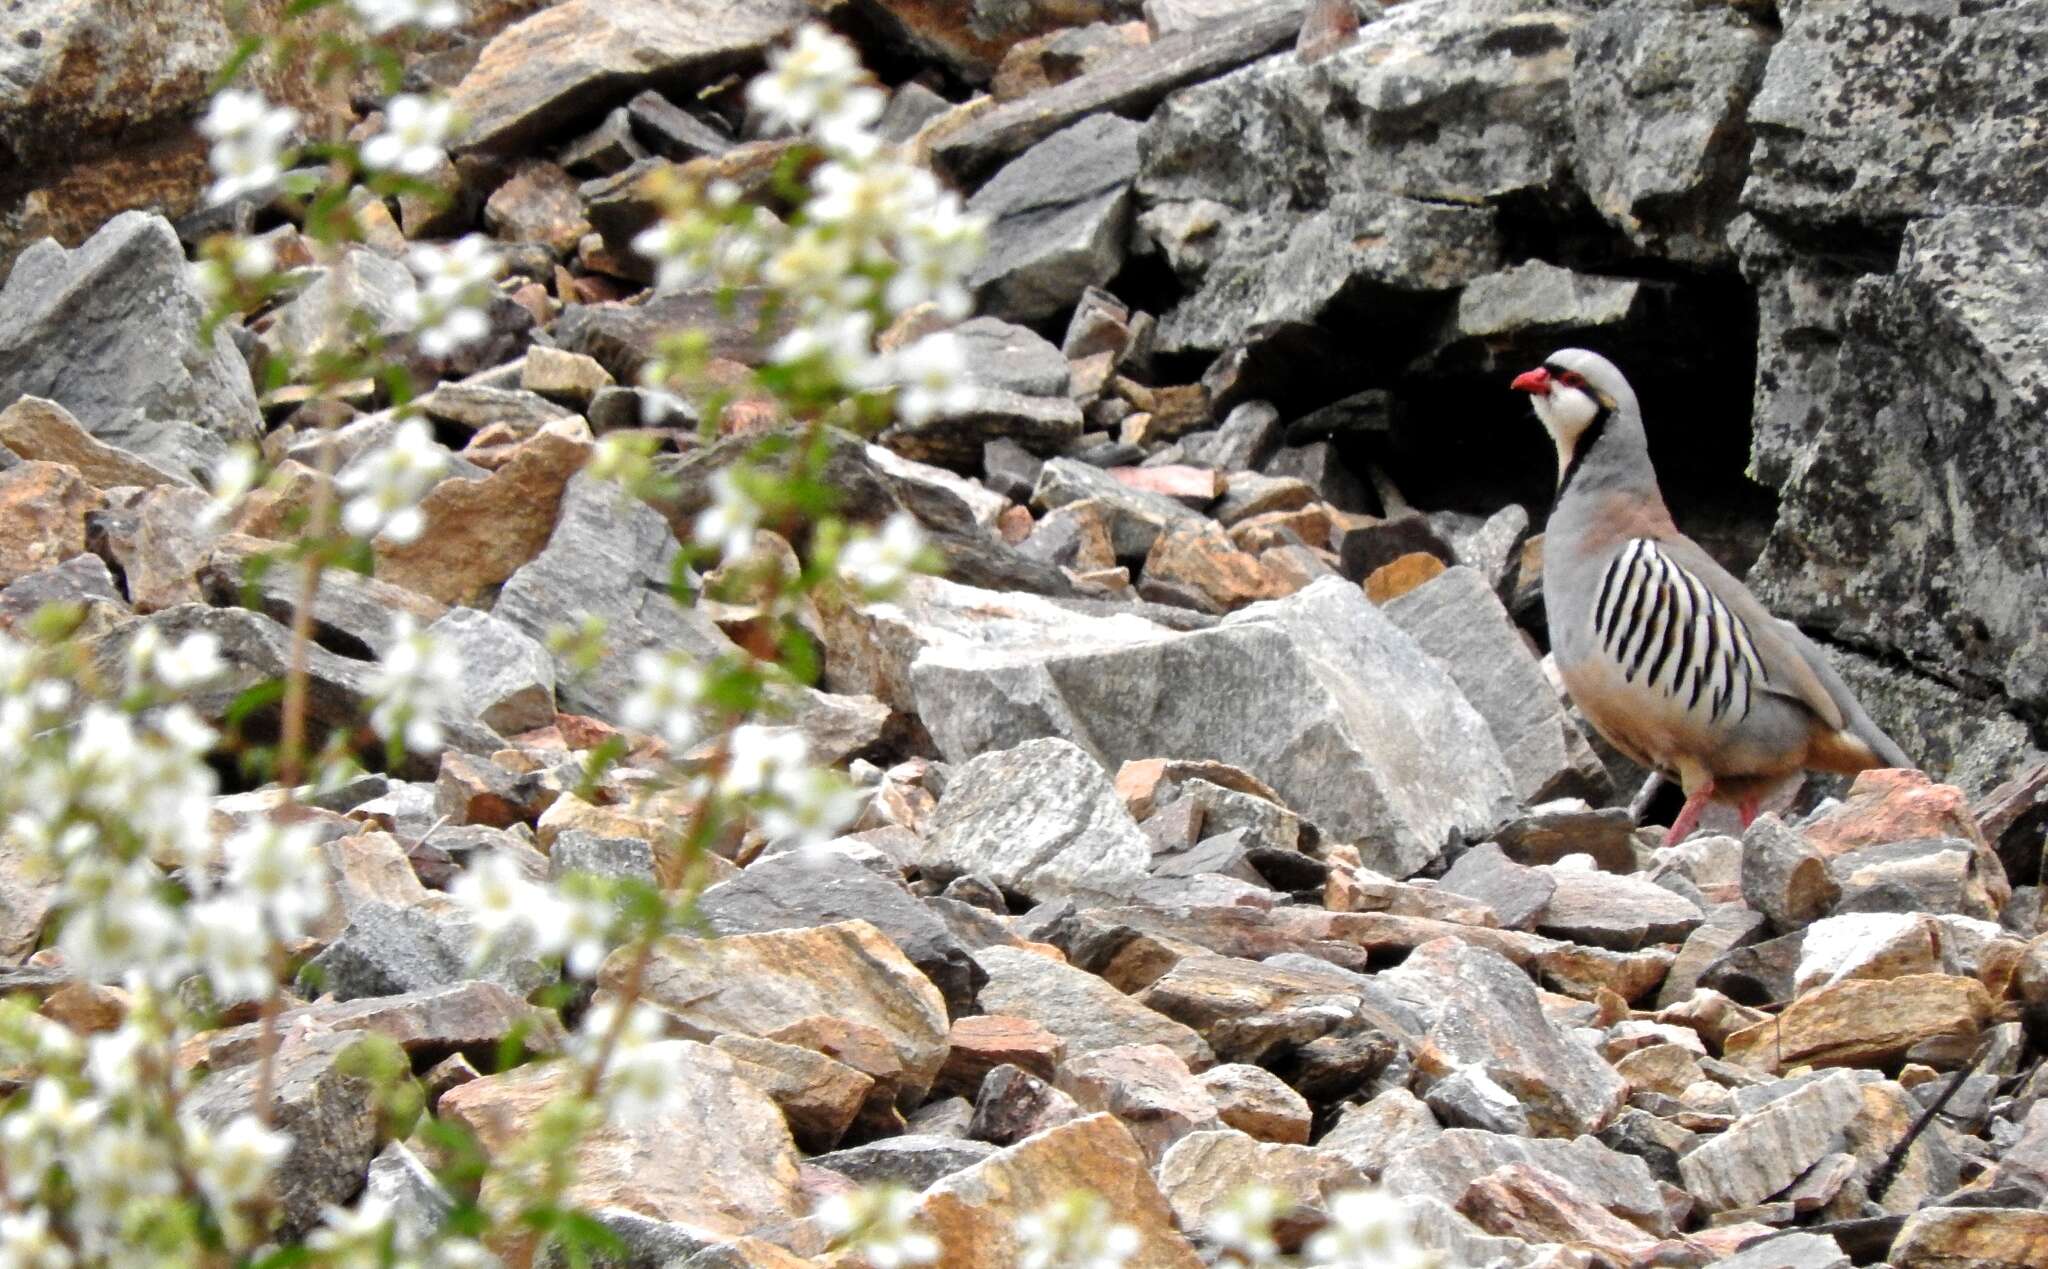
[1141,522,1286,612]
[0,461,97,586]
[1111,464,1223,507]
[996,503,1035,544]
[939,1015,1065,1095]
[1365,551,1448,604]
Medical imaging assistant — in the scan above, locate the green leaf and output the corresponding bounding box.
[225,680,287,728]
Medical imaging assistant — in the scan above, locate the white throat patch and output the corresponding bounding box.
[1533,386,1601,479]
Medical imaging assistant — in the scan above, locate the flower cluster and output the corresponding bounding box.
[347,0,465,34]
[399,234,503,357]
[338,417,450,543]
[817,1184,940,1268]
[364,613,464,752]
[199,89,298,204]
[1014,1193,1143,1269]
[449,854,618,980]
[361,93,460,175]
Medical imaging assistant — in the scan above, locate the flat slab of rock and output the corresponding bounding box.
[913,577,1517,877]
[0,395,190,489]
[1890,1206,2048,1269]
[911,1113,1204,1269]
[1677,1069,1866,1213]
[438,1041,802,1242]
[617,920,951,1101]
[973,945,1213,1069]
[1533,861,1704,951]
[1380,1127,1670,1236]
[919,737,1153,903]
[968,114,1141,322]
[452,0,805,153]
[1721,974,1993,1074]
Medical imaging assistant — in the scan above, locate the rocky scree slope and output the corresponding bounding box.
[2,0,2048,1266]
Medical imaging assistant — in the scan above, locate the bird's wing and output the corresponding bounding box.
[1642,534,1846,731]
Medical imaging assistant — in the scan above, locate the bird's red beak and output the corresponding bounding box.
[1510,367,1552,396]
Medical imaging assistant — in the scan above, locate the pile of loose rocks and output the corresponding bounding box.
[2,0,2047,1266]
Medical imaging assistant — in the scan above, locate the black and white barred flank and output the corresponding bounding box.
[1592,539,1769,723]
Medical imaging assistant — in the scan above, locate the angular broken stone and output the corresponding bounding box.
[1533,858,1704,951]
[428,607,557,736]
[973,944,1213,1069]
[1157,1129,1362,1242]
[1721,974,1993,1074]
[710,1033,874,1154]
[1744,814,1842,933]
[1384,565,1610,804]
[1455,1162,1664,1260]
[438,1041,803,1246]
[919,737,1152,903]
[1055,1043,1221,1163]
[0,395,190,490]
[968,114,1141,322]
[910,1114,1205,1269]
[1677,1069,1867,1213]
[970,1063,1086,1146]
[1380,1128,1671,1236]
[451,0,805,154]
[1379,938,1626,1137]
[1135,952,1391,1067]
[1195,1062,1311,1145]
[1889,1207,2048,1269]
[618,920,951,1102]
[1438,843,1557,932]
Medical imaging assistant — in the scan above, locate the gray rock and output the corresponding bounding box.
[1380,1128,1670,1236]
[982,437,1044,502]
[199,536,448,657]
[919,737,1152,903]
[1263,441,1369,512]
[1433,260,1676,373]
[450,0,806,154]
[973,944,1214,1069]
[864,444,1008,531]
[1829,836,2001,921]
[1533,860,1704,951]
[1743,0,2048,230]
[968,114,1141,322]
[810,1134,998,1190]
[1284,388,1393,443]
[625,89,734,160]
[548,830,657,884]
[1742,208,2048,734]
[952,316,1073,397]
[1713,1232,1851,1269]
[533,1209,718,1269]
[879,318,1083,467]
[1385,565,1611,805]
[427,607,556,737]
[932,3,1308,180]
[1317,1087,1442,1180]
[1436,504,1530,595]
[1031,457,1202,558]
[300,901,553,1002]
[877,81,951,145]
[362,1142,453,1247]
[415,382,579,437]
[1678,1069,1867,1213]
[698,849,985,1013]
[912,577,1517,876]
[1819,640,2046,801]
[1658,905,1769,1009]
[1438,842,1556,932]
[1377,939,1626,1138]
[0,211,260,480]
[1424,1065,1534,1136]
[969,1063,1086,1145]
[1568,0,1774,265]
[1493,803,1640,873]
[260,248,418,368]
[0,552,125,625]
[1743,814,1840,934]
[1182,400,1281,473]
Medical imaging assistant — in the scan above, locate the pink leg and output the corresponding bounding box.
[1664,781,1717,846]
[1738,794,1761,828]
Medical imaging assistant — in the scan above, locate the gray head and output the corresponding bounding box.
[1509,348,1648,492]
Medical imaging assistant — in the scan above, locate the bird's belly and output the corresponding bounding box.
[1559,655,1724,778]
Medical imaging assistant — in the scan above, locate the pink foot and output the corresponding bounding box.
[1738,795,1761,829]
[1664,781,1717,846]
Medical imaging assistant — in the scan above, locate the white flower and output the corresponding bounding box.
[1303,1188,1437,1269]
[337,418,448,543]
[571,1000,676,1119]
[196,444,262,531]
[748,25,884,153]
[187,897,274,1002]
[693,469,762,561]
[721,724,810,800]
[620,650,705,750]
[449,852,557,963]
[887,194,984,319]
[347,0,464,34]
[364,614,463,753]
[757,766,865,854]
[818,1186,938,1267]
[766,308,878,385]
[126,626,224,694]
[0,1207,74,1269]
[839,511,927,593]
[1014,1194,1142,1269]
[196,233,280,305]
[190,1113,290,1206]
[222,820,332,942]
[56,864,183,984]
[360,93,459,175]
[198,89,299,205]
[1206,1185,1284,1263]
[887,332,975,426]
[397,235,501,358]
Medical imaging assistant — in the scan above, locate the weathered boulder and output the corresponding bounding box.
[0,211,260,479]
[968,114,1141,322]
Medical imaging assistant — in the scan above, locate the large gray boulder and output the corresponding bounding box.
[968,114,1142,323]
[1742,209,2048,736]
[0,211,260,480]
[911,576,1517,876]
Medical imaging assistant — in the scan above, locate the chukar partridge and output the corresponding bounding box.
[1511,348,1912,844]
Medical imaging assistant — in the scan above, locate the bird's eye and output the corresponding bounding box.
[1559,370,1587,389]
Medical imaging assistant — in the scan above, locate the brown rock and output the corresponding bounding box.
[373,418,591,605]
[1111,464,1222,507]
[1456,1162,1663,1258]
[619,920,951,1101]
[992,21,1150,100]
[1141,522,1286,612]
[711,1033,876,1153]
[0,461,97,586]
[1157,1129,1362,1245]
[452,0,806,153]
[974,944,1214,1070]
[438,1042,803,1254]
[1055,1043,1221,1163]
[434,750,544,828]
[996,503,1034,544]
[912,1113,1204,1269]
[1365,551,1448,605]
[1229,505,1335,554]
[40,980,129,1034]
[1195,1063,1312,1144]
[521,346,615,404]
[1890,1206,2048,1269]
[765,1014,911,1127]
[484,160,591,254]
[938,1015,1065,1096]
[969,1063,1086,1145]
[0,397,189,489]
[1722,974,1994,1073]
[1805,769,2010,910]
